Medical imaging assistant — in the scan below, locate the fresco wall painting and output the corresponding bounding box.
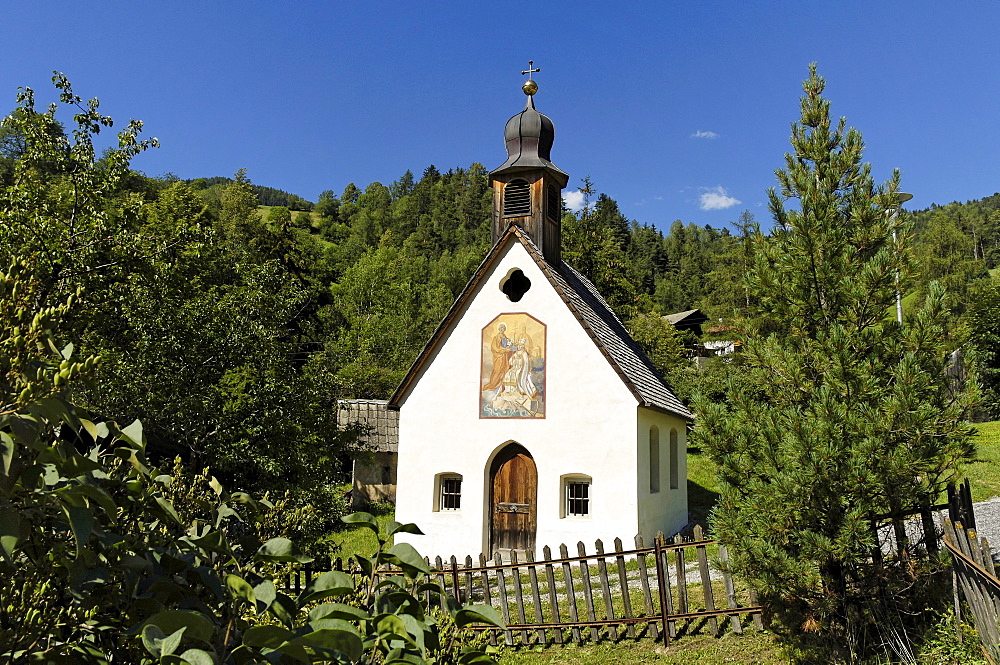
[481,313,546,418]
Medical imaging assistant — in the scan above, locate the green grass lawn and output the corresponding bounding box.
[964,421,1000,502]
[686,444,720,531]
[497,630,785,665]
[323,502,396,559]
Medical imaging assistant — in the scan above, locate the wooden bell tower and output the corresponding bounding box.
[489,62,569,265]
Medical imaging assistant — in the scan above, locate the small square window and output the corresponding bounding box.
[441,476,462,511]
[566,481,590,517]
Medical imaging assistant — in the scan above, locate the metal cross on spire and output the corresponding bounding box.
[521,60,540,95]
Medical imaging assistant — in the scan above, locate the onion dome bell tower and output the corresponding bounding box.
[489,62,569,265]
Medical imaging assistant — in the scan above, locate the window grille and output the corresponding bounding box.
[566,481,590,517]
[441,476,462,510]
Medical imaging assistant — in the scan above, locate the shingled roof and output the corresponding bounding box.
[339,399,399,453]
[388,226,693,421]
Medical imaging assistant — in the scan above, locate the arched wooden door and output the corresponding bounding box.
[489,444,537,559]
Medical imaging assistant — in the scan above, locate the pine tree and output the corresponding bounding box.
[693,64,974,661]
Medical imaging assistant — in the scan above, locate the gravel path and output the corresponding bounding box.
[972,497,1000,553]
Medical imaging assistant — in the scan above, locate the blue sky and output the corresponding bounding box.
[3,2,998,232]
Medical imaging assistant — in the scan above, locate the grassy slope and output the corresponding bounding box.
[964,421,1000,502]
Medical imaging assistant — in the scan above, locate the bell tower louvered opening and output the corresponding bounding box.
[547,183,560,221]
[503,179,531,218]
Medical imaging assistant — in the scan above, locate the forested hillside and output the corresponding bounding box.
[3,77,1000,527]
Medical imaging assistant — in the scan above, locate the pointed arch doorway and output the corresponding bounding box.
[488,443,537,560]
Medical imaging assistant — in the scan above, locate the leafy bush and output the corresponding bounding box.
[915,608,986,665]
[0,257,501,662]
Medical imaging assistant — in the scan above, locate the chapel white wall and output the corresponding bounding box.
[394,241,642,560]
[635,408,688,539]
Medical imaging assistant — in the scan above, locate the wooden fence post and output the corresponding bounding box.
[479,553,497,647]
[673,533,689,633]
[694,525,719,637]
[615,537,636,638]
[577,541,599,642]
[494,552,514,646]
[635,535,660,640]
[718,544,743,635]
[595,539,618,641]
[526,550,547,645]
[510,550,529,644]
[653,535,670,648]
[559,543,582,643]
[543,546,563,644]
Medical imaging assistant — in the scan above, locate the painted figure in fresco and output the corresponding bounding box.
[482,323,513,392]
[506,338,537,398]
[492,337,538,413]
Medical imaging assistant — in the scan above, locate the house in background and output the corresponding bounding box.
[340,399,398,508]
[662,309,709,338]
[663,309,741,367]
[388,78,693,561]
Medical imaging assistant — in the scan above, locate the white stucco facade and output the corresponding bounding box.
[393,239,688,560]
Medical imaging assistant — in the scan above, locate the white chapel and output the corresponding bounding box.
[389,75,692,560]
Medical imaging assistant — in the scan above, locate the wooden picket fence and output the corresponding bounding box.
[281,481,979,649]
[286,525,763,646]
[943,519,1000,663]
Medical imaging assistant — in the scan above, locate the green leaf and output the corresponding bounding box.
[75,483,118,519]
[61,342,74,360]
[298,570,355,605]
[453,605,504,629]
[384,543,431,575]
[141,625,167,657]
[33,397,77,429]
[209,476,223,496]
[400,613,427,651]
[60,453,102,476]
[242,624,295,648]
[10,414,39,448]
[309,602,371,622]
[253,578,277,614]
[341,511,379,532]
[154,496,183,525]
[66,505,93,554]
[294,627,364,661]
[225,573,256,606]
[268,592,298,628]
[79,418,98,442]
[376,614,410,637]
[0,510,20,562]
[0,432,13,475]
[458,652,497,665]
[141,610,215,644]
[178,648,215,665]
[189,529,232,557]
[120,419,145,447]
[386,521,424,537]
[275,643,312,663]
[141,625,185,657]
[253,537,313,564]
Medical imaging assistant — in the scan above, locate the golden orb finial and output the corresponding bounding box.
[521,60,540,95]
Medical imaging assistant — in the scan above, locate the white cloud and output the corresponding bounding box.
[691,130,720,139]
[562,189,587,212]
[699,186,741,211]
